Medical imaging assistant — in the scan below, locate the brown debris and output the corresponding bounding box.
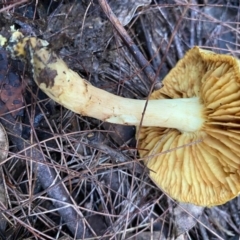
[38,67,57,88]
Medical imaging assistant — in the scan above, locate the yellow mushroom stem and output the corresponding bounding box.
[7,32,205,133]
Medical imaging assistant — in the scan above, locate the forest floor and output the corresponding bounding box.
[0,0,239,239]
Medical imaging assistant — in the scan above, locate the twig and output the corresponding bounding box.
[98,0,160,89]
[0,0,29,13]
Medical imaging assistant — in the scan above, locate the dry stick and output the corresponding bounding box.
[0,0,29,13]
[0,102,91,238]
[98,0,160,89]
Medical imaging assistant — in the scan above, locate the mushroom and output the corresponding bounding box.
[5,30,240,206]
[138,47,240,206]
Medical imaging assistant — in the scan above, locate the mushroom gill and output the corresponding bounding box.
[138,47,240,206]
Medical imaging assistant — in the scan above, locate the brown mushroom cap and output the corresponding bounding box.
[138,46,240,206]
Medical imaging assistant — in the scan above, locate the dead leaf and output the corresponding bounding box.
[0,48,24,117]
[173,203,204,237]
